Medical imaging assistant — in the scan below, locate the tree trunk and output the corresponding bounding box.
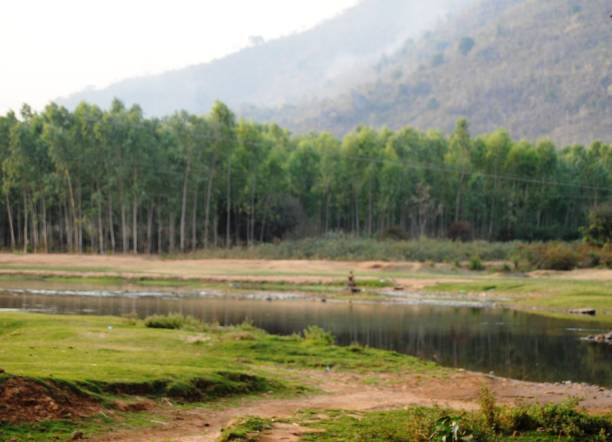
[249,179,256,246]
[191,185,198,251]
[121,200,128,253]
[108,194,116,253]
[64,197,72,252]
[157,205,162,254]
[22,192,29,253]
[77,187,83,253]
[226,162,231,248]
[96,189,104,254]
[203,167,215,249]
[168,212,176,253]
[65,173,78,252]
[132,198,138,254]
[5,193,16,250]
[42,199,48,252]
[180,165,190,252]
[367,182,373,236]
[147,205,153,254]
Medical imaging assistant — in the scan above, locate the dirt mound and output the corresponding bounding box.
[0,376,101,424]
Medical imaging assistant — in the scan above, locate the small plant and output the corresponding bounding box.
[302,325,335,346]
[144,314,200,330]
[479,386,498,431]
[468,256,484,271]
[430,415,475,441]
[218,416,273,441]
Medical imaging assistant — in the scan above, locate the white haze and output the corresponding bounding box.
[0,0,472,114]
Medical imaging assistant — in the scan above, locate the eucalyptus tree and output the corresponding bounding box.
[445,119,473,223]
[9,105,52,252]
[205,102,235,248]
[0,112,18,249]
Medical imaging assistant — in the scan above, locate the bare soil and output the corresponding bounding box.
[0,376,101,424]
[0,253,609,288]
[90,369,612,442]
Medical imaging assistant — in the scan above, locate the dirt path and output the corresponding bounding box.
[91,370,612,442]
[1,253,610,291]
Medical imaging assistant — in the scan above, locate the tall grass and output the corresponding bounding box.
[167,233,611,270]
[171,233,518,262]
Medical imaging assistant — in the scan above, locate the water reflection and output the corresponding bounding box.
[0,291,610,387]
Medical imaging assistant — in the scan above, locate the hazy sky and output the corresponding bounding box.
[0,0,358,113]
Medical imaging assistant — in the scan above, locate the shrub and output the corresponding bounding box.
[469,256,484,271]
[524,243,578,271]
[479,386,499,431]
[379,226,408,241]
[219,416,272,441]
[583,203,612,246]
[144,314,200,330]
[302,325,335,346]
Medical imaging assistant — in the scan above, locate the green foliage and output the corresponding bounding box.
[583,204,612,246]
[144,314,200,330]
[302,326,335,346]
[468,256,484,271]
[218,416,273,442]
[479,386,498,430]
[281,401,612,442]
[0,96,609,256]
[186,235,519,263]
[522,243,579,271]
[431,415,476,441]
[499,399,612,440]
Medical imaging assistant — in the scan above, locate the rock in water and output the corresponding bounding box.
[569,308,596,316]
[582,331,612,345]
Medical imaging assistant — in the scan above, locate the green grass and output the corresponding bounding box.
[0,313,442,440]
[427,278,612,322]
[0,411,158,442]
[0,311,439,392]
[219,416,273,441]
[225,400,612,442]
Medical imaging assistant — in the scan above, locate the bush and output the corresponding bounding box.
[379,226,408,241]
[302,326,335,346]
[524,243,578,271]
[583,203,612,246]
[144,314,200,330]
[469,256,484,271]
[479,386,499,430]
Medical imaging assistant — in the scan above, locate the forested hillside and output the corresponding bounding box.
[252,0,612,146]
[0,101,609,254]
[58,0,463,116]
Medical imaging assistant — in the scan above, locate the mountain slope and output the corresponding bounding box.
[250,0,612,146]
[58,0,465,116]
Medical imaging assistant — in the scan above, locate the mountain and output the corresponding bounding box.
[249,0,612,146]
[58,0,466,116]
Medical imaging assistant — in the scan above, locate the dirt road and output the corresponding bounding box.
[91,369,612,442]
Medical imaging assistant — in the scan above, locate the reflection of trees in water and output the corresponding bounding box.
[1,293,610,386]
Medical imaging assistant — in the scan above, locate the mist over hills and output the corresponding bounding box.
[59,0,465,116]
[59,0,611,146]
[251,0,612,146]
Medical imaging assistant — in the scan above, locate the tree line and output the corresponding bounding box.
[0,99,609,254]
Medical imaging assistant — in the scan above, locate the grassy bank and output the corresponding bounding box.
[0,312,440,440]
[222,399,612,442]
[427,278,612,322]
